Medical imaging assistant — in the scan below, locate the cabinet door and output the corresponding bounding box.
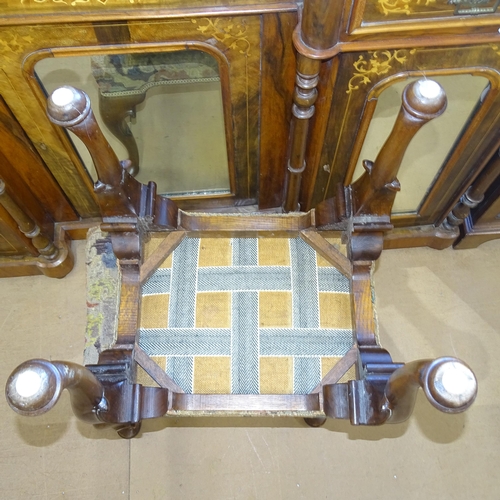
[0,13,296,213]
[302,44,500,247]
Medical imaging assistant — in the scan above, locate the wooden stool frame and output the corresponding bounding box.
[5,77,478,438]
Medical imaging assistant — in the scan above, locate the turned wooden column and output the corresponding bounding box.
[284,56,321,212]
[0,178,74,278]
[0,179,57,259]
[282,0,344,212]
[444,147,500,230]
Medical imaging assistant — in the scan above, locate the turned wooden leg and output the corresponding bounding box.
[5,356,170,438]
[383,357,477,424]
[346,356,477,425]
[98,92,146,177]
[347,79,447,260]
[315,79,449,260]
[46,86,178,228]
[5,359,105,423]
[351,79,448,219]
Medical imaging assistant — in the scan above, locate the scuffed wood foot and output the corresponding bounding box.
[304,417,327,428]
[115,422,142,439]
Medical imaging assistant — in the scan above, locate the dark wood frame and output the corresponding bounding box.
[0,7,299,220]
[277,0,500,249]
[0,13,285,217]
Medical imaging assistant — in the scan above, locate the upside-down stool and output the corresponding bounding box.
[5,79,478,438]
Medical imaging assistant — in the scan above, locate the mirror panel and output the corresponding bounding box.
[36,50,230,198]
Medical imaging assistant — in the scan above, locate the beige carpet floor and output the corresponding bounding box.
[1,238,499,499]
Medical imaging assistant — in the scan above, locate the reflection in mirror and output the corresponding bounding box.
[352,74,489,214]
[36,50,230,197]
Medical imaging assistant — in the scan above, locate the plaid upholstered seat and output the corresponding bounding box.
[138,235,354,394]
[85,229,357,395]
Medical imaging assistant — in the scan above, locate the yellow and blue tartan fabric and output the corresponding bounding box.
[138,236,354,394]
